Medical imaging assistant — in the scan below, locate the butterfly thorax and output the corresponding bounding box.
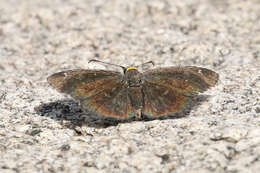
[124,67,143,87]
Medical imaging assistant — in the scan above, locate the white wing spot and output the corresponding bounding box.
[64,72,68,79]
[163,90,169,95]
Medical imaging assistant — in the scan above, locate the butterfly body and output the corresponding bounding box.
[48,64,219,120]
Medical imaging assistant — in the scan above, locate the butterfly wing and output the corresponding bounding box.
[142,81,191,117]
[142,66,219,117]
[47,69,134,119]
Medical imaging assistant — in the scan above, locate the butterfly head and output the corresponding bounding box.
[124,66,142,87]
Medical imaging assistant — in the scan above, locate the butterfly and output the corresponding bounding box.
[47,59,219,120]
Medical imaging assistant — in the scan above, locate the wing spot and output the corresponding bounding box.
[111,87,117,92]
[64,72,68,79]
[163,90,169,95]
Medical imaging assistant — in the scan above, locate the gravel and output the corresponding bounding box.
[0,0,259,172]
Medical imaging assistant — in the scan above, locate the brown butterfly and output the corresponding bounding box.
[47,59,219,120]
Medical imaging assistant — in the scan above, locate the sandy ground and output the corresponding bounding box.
[0,0,259,172]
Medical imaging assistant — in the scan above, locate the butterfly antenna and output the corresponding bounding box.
[88,59,126,70]
[137,61,155,68]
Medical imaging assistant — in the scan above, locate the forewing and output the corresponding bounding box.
[47,69,134,119]
[143,66,219,95]
[48,69,121,97]
[142,81,191,117]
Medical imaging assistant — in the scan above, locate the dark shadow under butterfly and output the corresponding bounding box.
[47,59,219,120]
